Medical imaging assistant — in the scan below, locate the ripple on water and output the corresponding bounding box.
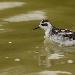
[26,71,72,75]
[3,11,47,22]
[0,2,25,10]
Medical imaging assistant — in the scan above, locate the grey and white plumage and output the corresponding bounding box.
[39,19,75,46]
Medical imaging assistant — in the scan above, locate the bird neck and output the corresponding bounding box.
[45,27,53,38]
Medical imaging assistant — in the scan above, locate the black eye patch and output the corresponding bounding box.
[41,23,48,26]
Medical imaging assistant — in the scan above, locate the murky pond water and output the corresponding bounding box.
[0,0,75,75]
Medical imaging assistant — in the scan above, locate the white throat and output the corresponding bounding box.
[45,29,50,38]
[44,23,53,38]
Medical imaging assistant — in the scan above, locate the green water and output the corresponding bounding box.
[0,0,75,75]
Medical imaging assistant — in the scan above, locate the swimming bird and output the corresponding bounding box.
[34,19,75,46]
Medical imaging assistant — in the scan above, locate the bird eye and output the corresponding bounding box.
[41,23,48,26]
